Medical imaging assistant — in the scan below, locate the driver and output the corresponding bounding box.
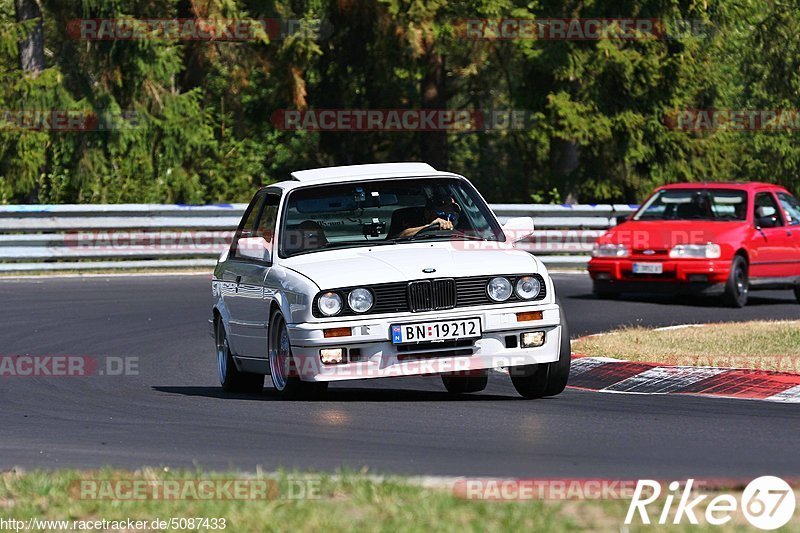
[285,220,328,252]
[391,193,461,239]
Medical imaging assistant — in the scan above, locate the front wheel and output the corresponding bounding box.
[268,312,328,399]
[723,256,749,308]
[509,307,571,399]
[216,320,264,393]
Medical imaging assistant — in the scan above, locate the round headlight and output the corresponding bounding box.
[347,288,374,313]
[515,276,541,300]
[487,277,513,302]
[317,292,343,316]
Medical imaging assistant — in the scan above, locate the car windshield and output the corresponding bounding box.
[634,188,747,221]
[280,177,504,257]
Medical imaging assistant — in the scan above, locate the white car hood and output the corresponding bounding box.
[281,243,540,289]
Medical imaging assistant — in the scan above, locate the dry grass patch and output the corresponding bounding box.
[573,320,800,373]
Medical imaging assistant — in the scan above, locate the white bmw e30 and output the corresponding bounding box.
[211,162,570,399]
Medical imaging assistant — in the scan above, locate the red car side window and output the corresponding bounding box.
[753,192,784,227]
[777,192,800,226]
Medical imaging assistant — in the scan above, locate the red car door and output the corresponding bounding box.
[776,190,800,276]
[747,191,796,278]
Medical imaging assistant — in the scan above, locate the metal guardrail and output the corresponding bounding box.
[0,203,638,271]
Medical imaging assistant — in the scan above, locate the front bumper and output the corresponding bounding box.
[588,258,731,285]
[286,302,562,382]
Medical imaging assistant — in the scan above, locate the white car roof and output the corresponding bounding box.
[263,163,465,193]
[289,162,451,184]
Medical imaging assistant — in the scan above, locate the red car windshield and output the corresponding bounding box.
[634,189,747,221]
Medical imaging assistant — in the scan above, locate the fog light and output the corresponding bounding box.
[320,348,345,365]
[520,331,545,348]
[323,327,351,338]
[688,274,708,282]
[516,311,543,322]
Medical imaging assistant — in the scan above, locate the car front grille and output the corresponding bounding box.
[313,273,547,317]
[407,279,456,312]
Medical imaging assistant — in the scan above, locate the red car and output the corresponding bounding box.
[588,182,800,307]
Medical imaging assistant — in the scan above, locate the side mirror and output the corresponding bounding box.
[502,217,535,242]
[615,215,630,226]
[237,236,271,262]
[756,215,780,229]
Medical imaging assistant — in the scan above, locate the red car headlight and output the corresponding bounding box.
[669,243,721,259]
[592,243,629,258]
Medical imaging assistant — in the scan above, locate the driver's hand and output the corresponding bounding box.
[433,217,454,230]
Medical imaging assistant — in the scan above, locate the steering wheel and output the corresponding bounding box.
[415,220,442,235]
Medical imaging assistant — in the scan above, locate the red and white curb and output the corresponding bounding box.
[568,356,800,403]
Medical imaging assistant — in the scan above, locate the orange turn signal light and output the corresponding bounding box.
[323,327,351,338]
[516,311,543,322]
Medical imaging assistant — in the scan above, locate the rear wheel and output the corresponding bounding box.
[509,307,571,399]
[723,256,749,308]
[441,370,488,394]
[216,319,264,393]
[268,312,327,399]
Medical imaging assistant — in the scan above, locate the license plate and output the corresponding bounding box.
[391,318,481,344]
[632,262,663,274]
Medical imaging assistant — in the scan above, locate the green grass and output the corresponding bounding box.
[2,469,798,532]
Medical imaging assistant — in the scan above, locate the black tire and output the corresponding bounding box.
[268,312,328,399]
[215,319,264,393]
[794,284,800,304]
[441,371,488,394]
[723,256,749,308]
[509,307,571,399]
[592,281,620,300]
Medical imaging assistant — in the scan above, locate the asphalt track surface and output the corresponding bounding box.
[1,273,799,478]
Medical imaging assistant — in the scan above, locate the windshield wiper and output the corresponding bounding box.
[394,232,489,243]
[322,240,397,249]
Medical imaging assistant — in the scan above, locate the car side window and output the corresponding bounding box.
[777,192,800,226]
[230,192,266,258]
[254,194,281,252]
[754,192,784,227]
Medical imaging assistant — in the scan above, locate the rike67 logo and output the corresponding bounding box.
[626,476,796,530]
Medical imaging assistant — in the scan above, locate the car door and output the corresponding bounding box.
[747,191,795,279]
[220,191,264,355]
[224,191,281,358]
[776,190,800,276]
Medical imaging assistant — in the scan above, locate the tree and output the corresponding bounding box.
[14,0,42,73]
